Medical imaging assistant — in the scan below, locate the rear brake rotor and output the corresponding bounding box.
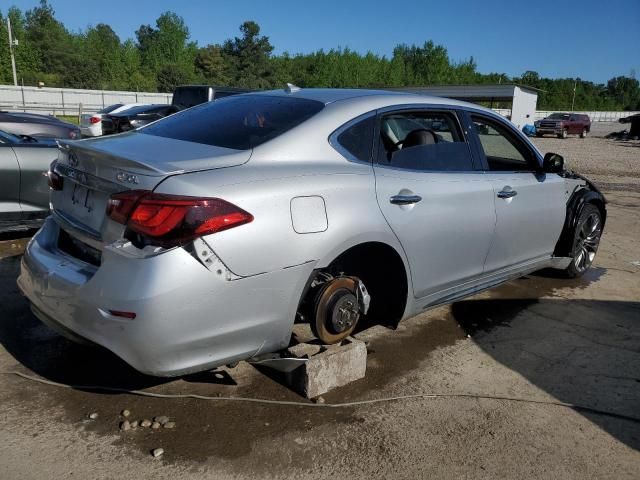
[311,276,363,344]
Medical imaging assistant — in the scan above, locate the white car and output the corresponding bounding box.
[80,103,147,137]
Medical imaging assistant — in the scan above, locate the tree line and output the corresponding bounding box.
[1,1,639,111]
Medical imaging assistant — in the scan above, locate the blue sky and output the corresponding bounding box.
[10,0,640,84]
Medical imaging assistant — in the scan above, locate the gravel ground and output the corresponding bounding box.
[531,122,640,191]
[0,133,638,479]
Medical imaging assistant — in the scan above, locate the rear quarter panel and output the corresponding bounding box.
[154,161,406,279]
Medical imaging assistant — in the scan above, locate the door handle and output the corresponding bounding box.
[390,194,422,205]
[497,189,517,199]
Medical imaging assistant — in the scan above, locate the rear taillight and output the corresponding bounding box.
[106,191,253,247]
[89,116,101,124]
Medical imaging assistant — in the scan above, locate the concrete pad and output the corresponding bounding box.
[286,338,367,398]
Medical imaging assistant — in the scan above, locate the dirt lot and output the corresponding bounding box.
[0,125,638,479]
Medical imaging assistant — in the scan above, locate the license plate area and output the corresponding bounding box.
[56,181,108,233]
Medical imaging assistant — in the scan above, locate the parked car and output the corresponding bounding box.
[535,113,591,138]
[0,130,57,232]
[80,103,148,137]
[18,89,606,377]
[0,111,80,140]
[100,104,178,135]
[171,85,250,110]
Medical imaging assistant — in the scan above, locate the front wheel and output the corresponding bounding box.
[563,204,602,278]
[580,128,588,138]
[558,128,568,139]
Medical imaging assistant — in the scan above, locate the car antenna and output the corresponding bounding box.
[284,83,301,93]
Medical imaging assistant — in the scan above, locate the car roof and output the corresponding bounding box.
[243,87,488,111]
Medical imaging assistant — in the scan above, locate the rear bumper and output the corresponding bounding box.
[18,217,313,376]
[80,125,101,137]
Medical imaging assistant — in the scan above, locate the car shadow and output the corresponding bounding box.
[0,254,232,392]
[450,293,640,451]
[2,251,638,451]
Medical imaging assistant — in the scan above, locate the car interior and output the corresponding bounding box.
[378,112,472,171]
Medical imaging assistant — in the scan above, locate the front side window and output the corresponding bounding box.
[471,115,536,172]
[141,95,324,150]
[378,110,473,171]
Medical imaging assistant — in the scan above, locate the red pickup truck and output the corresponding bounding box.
[535,113,591,139]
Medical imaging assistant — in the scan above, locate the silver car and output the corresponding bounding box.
[1,130,57,232]
[17,89,606,376]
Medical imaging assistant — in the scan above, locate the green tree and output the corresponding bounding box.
[24,0,75,85]
[156,63,190,92]
[135,11,197,89]
[195,45,229,85]
[222,21,274,89]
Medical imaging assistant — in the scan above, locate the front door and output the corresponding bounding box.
[468,113,566,273]
[373,108,496,299]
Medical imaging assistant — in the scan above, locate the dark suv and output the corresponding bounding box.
[535,113,591,139]
[171,85,250,110]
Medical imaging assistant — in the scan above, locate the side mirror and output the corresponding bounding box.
[542,152,565,173]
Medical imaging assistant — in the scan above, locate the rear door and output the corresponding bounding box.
[373,107,496,299]
[467,112,566,273]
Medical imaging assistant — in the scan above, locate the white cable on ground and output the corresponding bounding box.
[4,370,639,423]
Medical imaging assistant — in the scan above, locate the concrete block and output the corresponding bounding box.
[289,338,367,398]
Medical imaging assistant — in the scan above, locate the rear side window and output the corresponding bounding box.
[336,116,375,162]
[141,95,324,150]
[378,110,473,171]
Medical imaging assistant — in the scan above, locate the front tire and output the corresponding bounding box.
[563,204,602,278]
[558,128,568,139]
[580,128,588,138]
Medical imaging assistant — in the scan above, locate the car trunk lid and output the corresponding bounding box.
[51,133,251,248]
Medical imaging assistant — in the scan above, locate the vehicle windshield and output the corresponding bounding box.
[98,103,124,114]
[141,95,325,150]
[548,113,570,120]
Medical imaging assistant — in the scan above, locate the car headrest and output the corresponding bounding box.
[402,129,438,149]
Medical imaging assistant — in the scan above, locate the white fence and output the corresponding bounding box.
[0,84,172,116]
[1,84,637,121]
[493,108,639,123]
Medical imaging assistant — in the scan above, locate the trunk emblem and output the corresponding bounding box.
[116,171,139,185]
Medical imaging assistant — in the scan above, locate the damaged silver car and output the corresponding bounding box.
[18,88,605,376]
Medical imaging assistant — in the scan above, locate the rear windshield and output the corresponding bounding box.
[98,103,124,114]
[141,95,325,150]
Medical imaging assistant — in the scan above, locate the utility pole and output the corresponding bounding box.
[571,78,577,111]
[7,17,18,86]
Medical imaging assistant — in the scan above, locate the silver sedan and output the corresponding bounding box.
[17,88,605,376]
